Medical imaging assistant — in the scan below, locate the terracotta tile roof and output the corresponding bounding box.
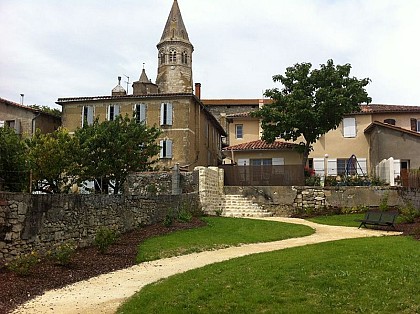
[226,111,255,118]
[202,99,273,106]
[223,140,297,151]
[56,93,196,103]
[364,121,420,137]
[357,104,420,114]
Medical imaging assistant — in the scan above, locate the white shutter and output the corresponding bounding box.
[272,158,284,165]
[140,104,146,122]
[160,103,164,125]
[114,105,120,117]
[313,158,325,177]
[393,159,401,179]
[166,139,173,158]
[0,120,4,128]
[87,106,94,125]
[166,103,173,125]
[327,158,337,176]
[159,140,164,158]
[238,158,249,166]
[357,158,367,175]
[343,118,356,138]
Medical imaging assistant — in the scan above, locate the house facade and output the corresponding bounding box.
[0,97,61,137]
[57,0,225,171]
[207,99,420,179]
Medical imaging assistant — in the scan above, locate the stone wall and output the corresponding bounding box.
[224,185,413,216]
[0,192,199,261]
[196,166,225,214]
[124,168,198,196]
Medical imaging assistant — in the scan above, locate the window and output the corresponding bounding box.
[235,124,243,139]
[250,159,272,166]
[134,104,146,123]
[181,51,188,64]
[82,106,94,127]
[160,139,173,158]
[159,50,166,65]
[169,48,177,63]
[160,103,173,125]
[0,120,4,128]
[384,118,396,125]
[107,104,120,121]
[410,118,418,132]
[343,117,356,137]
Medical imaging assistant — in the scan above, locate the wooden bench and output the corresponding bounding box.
[356,210,398,229]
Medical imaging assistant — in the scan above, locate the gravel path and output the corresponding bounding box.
[13,217,401,314]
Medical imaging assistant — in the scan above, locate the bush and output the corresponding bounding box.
[163,214,174,227]
[178,209,193,222]
[49,241,77,266]
[6,251,40,276]
[94,227,118,254]
[399,201,420,223]
[305,175,320,186]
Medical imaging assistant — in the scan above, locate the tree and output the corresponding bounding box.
[73,115,162,194]
[29,105,61,117]
[0,126,28,191]
[253,59,371,167]
[26,128,76,193]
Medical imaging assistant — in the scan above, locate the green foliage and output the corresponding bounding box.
[379,192,389,211]
[305,175,321,186]
[94,227,118,254]
[48,241,77,266]
[29,105,61,117]
[252,59,371,165]
[6,251,40,276]
[0,126,28,191]
[214,209,223,216]
[398,201,420,223]
[163,214,174,227]
[26,128,76,193]
[178,209,193,222]
[72,115,162,194]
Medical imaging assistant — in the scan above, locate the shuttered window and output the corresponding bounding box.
[343,117,356,137]
[107,104,120,121]
[160,139,173,158]
[160,103,173,126]
[134,104,146,123]
[82,106,94,127]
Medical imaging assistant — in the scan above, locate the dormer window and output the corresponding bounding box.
[384,118,396,125]
[169,48,177,63]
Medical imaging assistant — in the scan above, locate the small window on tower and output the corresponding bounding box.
[159,50,166,65]
[182,51,188,64]
[169,48,177,63]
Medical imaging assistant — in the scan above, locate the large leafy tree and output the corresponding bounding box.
[0,126,28,192]
[26,128,76,193]
[253,59,371,166]
[73,115,162,194]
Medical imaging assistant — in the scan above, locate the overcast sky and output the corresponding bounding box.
[1,0,419,109]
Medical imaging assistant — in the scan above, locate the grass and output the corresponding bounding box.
[308,213,365,227]
[119,236,420,314]
[136,217,314,262]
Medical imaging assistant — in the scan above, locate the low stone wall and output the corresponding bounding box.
[196,166,225,215]
[225,186,410,216]
[399,188,420,209]
[124,169,198,195]
[0,192,199,261]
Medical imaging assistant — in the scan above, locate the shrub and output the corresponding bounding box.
[305,175,320,186]
[379,192,389,211]
[399,201,420,223]
[6,251,40,276]
[178,209,193,222]
[163,214,174,227]
[215,209,223,216]
[49,241,77,266]
[94,227,118,254]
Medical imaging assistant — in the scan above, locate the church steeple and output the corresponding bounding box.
[156,0,194,94]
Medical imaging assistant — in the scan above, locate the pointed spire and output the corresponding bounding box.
[159,0,190,44]
[139,67,149,83]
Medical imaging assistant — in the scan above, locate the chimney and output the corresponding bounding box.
[195,83,201,99]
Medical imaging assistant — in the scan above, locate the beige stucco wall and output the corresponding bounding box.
[0,102,60,137]
[227,118,260,146]
[371,112,420,130]
[60,96,222,171]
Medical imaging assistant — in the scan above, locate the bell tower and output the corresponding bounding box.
[156,0,194,94]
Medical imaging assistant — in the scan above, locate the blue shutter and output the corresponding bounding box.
[166,103,173,125]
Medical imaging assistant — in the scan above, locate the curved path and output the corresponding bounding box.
[13,217,401,314]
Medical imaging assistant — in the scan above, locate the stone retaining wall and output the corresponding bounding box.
[196,166,225,215]
[0,192,199,261]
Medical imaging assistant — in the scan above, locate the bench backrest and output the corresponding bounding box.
[379,211,398,224]
[364,210,398,224]
[364,211,383,221]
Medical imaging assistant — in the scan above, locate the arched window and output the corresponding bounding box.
[159,50,166,65]
[169,48,177,63]
[182,51,188,64]
[384,118,396,125]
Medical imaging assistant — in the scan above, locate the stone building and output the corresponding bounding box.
[0,97,61,137]
[57,0,225,171]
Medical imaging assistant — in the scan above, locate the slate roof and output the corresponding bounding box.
[223,140,297,151]
[364,121,420,137]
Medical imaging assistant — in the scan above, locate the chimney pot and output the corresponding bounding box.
[195,83,201,99]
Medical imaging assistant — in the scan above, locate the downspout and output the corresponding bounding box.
[31,111,41,137]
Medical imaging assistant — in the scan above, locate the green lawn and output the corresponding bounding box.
[308,213,365,227]
[136,216,314,262]
[120,236,420,314]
